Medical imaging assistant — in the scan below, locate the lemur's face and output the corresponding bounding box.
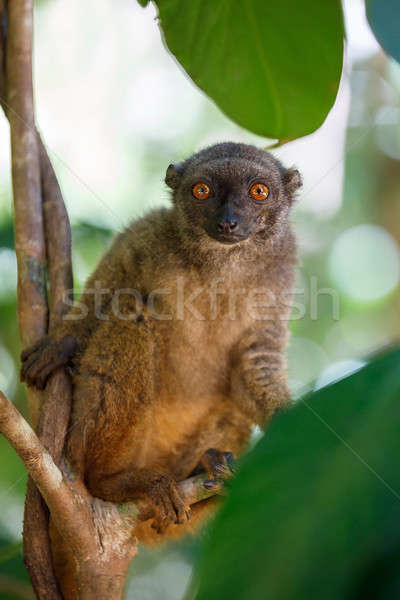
[166,144,301,246]
[179,159,281,245]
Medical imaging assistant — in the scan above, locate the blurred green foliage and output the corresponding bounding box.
[191,348,400,600]
[0,538,33,600]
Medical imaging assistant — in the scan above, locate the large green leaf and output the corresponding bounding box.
[366,0,400,64]
[154,0,344,140]
[191,348,400,600]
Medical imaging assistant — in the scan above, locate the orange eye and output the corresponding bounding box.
[250,183,269,202]
[192,183,211,200]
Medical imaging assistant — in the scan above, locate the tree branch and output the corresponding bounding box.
[6,0,47,428]
[0,389,220,599]
[0,4,63,592]
[0,3,75,597]
[0,391,218,526]
[22,135,75,600]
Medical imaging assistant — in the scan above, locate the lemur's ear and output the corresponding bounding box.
[165,163,183,190]
[282,167,302,198]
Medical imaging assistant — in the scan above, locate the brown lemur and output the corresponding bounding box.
[21,141,301,540]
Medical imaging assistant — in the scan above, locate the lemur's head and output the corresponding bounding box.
[166,142,302,246]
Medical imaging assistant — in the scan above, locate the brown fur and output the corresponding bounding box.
[21,142,302,597]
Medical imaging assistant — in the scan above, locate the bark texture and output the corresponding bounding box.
[0,391,217,599]
[6,0,46,427]
[23,133,75,600]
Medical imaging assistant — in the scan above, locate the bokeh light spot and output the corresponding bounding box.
[329,225,400,302]
[0,248,17,300]
[0,346,16,397]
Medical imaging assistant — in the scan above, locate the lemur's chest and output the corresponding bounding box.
[149,266,272,326]
[119,271,264,476]
[149,269,272,396]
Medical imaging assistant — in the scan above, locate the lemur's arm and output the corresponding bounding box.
[231,320,291,427]
[21,231,142,389]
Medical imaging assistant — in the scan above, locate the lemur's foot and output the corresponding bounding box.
[146,474,190,534]
[20,334,78,390]
[200,448,236,491]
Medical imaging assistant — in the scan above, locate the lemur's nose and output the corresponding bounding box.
[217,220,238,234]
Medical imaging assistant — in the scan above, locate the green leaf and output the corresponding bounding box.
[155,0,344,140]
[191,348,400,600]
[366,0,400,64]
[0,541,22,564]
[137,0,150,6]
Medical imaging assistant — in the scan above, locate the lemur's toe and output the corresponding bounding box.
[201,448,236,483]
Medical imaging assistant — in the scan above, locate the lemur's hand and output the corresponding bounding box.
[144,473,190,534]
[21,334,78,390]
